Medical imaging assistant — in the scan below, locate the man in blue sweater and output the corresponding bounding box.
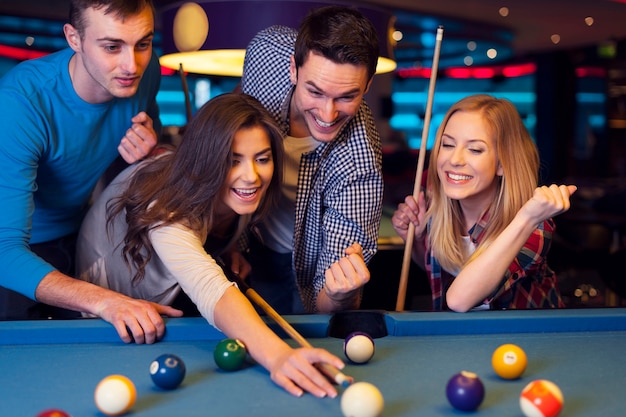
[0,0,182,342]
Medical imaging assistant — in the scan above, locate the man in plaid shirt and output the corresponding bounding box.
[240,5,383,314]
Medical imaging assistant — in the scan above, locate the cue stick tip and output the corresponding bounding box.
[334,371,354,387]
[316,363,354,387]
[340,376,354,388]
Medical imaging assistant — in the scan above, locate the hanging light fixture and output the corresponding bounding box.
[159,0,397,77]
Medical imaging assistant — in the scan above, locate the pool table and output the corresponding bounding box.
[1,308,625,416]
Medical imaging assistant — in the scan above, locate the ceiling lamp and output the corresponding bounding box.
[159,0,397,77]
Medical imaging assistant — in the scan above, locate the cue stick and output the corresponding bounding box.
[395,26,444,311]
[178,63,193,123]
[217,260,354,387]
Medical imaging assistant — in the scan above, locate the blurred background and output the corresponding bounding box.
[1,0,625,309]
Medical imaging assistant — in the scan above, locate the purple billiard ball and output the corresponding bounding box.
[150,353,186,390]
[445,371,485,411]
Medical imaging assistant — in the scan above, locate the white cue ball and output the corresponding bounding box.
[340,381,384,417]
[344,332,375,364]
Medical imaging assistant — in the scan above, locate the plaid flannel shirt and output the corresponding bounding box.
[425,211,565,310]
[242,26,384,312]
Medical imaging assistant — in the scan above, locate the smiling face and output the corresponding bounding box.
[219,125,275,216]
[436,110,504,210]
[64,5,154,103]
[288,52,371,142]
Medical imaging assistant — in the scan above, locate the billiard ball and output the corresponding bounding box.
[150,353,186,390]
[520,379,564,417]
[343,332,375,364]
[492,343,528,379]
[445,371,485,411]
[94,374,136,416]
[36,410,71,417]
[214,338,247,371]
[340,381,384,417]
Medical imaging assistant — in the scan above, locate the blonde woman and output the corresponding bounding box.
[392,94,577,311]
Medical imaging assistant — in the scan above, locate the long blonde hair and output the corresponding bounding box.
[425,94,539,272]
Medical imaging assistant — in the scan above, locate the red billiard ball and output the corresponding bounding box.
[150,353,186,390]
[520,379,564,417]
[445,371,485,411]
[492,343,528,379]
[343,332,375,364]
[36,410,71,417]
[214,338,247,371]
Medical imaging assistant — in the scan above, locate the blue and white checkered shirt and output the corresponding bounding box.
[242,25,384,312]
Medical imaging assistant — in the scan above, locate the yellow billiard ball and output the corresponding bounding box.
[492,343,528,379]
[94,374,136,416]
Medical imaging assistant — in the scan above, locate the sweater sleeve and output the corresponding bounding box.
[0,87,55,299]
[149,223,235,328]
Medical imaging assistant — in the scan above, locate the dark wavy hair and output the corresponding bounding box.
[107,93,284,282]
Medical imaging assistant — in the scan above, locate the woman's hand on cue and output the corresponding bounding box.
[269,346,346,398]
[392,191,427,241]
